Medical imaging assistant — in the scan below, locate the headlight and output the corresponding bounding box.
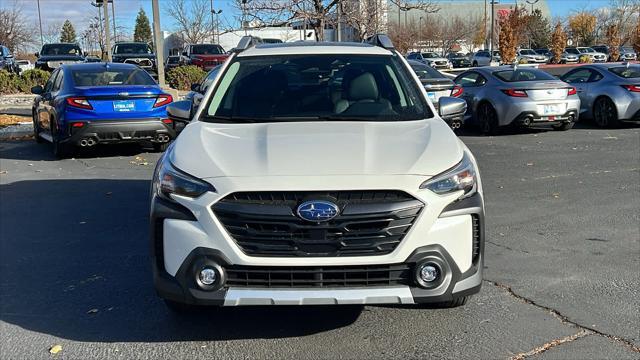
[153,152,214,201]
[420,152,477,199]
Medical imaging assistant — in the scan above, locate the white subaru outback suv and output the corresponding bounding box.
[151,35,484,310]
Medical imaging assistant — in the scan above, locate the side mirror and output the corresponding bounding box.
[35,52,40,58]
[190,83,200,92]
[438,97,467,118]
[31,85,43,94]
[167,100,192,123]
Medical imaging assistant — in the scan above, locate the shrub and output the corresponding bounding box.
[579,55,592,64]
[166,65,205,91]
[0,69,51,94]
[16,69,51,93]
[0,70,17,94]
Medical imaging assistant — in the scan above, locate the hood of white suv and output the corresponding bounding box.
[171,119,463,179]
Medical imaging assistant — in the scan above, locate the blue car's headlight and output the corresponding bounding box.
[153,151,214,200]
[420,152,477,199]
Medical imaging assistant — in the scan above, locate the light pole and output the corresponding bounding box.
[490,0,498,54]
[111,0,117,42]
[102,0,111,61]
[214,10,222,44]
[151,0,165,86]
[210,0,215,43]
[525,0,539,14]
[91,2,104,58]
[36,0,43,47]
[419,16,423,48]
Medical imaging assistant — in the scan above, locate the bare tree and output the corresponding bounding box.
[0,2,34,52]
[340,0,388,41]
[167,0,214,44]
[237,0,340,41]
[42,22,63,45]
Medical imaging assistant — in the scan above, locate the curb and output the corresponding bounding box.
[0,123,34,140]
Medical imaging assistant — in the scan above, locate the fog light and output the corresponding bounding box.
[198,267,217,286]
[419,264,439,283]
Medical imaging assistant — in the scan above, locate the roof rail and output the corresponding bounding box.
[364,34,395,50]
[230,35,263,54]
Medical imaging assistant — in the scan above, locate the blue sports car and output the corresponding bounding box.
[31,62,175,157]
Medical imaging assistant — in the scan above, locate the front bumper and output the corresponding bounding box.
[150,183,485,306]
[61,118,175,145]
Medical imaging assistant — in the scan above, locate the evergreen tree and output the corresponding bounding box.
[60,20,77,43]
[133,8,152,44]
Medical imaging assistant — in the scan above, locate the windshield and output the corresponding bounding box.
[448,53,465,58]
[167,57,179,64]
[422,53,439,58]
[41,44,81,56]
[578,48,595,53]
[191,44,225,55]
[520,49,537,55]
[203,54,431,123]
[113,43,151,54]
[609,66,640,79]
[71,68,156,86]
[410,62,444,80]
[493,69,556,82]
[620,47,634,52]
[565,48,579,54]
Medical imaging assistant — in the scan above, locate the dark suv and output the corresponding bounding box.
[111,42,157,76]
[0,44,19,73]
[35,43,85,71]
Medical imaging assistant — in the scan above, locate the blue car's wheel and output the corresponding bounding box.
[32,111,43,143]
[51,123,72,158]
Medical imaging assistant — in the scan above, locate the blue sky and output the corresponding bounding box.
[3,0,614,38]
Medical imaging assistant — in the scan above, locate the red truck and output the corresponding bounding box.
[182,44,229,70]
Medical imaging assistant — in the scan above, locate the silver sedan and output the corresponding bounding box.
[453,66,581,134]
[560,63,640,128]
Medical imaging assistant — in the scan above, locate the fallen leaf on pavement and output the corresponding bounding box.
[87,308,99,314]
[49,345,62,354]
[552,193,560,198]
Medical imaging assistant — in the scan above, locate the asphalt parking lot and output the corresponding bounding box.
[0,123,638,359]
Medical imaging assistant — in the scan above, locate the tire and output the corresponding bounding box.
[478,102,500,135]
[51,123,72,158]
[593,97,619,128]
[437,296,469,308]
[422,296,469,309]
[153,142,170,152]
[553,122,574,131]
[33,111,43,143]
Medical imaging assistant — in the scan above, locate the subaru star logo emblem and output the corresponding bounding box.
[296,201,339,222]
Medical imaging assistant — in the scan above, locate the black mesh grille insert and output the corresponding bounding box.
[472,215,481,262]
[213,191,424,257]
[226,263,412,288]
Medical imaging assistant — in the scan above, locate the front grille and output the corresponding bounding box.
[213,191,424,257]
[226,263,412,288]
